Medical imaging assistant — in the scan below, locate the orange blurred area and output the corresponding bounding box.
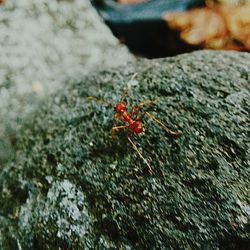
[117,0,147,4]
[163,4,250,51]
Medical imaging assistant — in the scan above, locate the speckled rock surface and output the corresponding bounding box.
[0,0,133,163]
[0,51,249,249]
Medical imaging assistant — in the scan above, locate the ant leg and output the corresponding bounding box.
[127,134,153,175]
[140,97,160,107]
[144,112,181,136]
[130,104,135,119]
[139,111,146,121]
[112,125,129,142]
[136,97,161,121]
[135,105,141,120]
[113,114,119,127]
[112,114,124,141]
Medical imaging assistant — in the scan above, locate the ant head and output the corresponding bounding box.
[114,103,126,113]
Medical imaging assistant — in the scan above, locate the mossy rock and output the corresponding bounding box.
[0,0,133,165]
[0,51,249,249]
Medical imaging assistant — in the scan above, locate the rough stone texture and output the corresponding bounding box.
[0,51,249,249]
[0,0,133,163]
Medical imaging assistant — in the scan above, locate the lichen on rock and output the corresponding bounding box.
[0,51,249,249]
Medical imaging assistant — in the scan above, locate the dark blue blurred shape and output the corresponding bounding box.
[92,0,205,58]
[94,0,203,22]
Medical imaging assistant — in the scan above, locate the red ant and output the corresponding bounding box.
[112,92,181,174]
[87,74,181,174]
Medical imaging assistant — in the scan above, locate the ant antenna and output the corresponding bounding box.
[131,72,138,80]
[127,137,153,174]
[120,73,139,103]
[87,96,114,106]
[119,88,128,103]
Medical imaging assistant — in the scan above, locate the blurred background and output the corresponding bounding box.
[92,0,250,58]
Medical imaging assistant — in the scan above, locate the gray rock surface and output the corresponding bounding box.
[0,0,133,163]
[0,51,249,249]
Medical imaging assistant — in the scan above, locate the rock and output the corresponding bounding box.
[0,0,133,164]
[0,51,249,249]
